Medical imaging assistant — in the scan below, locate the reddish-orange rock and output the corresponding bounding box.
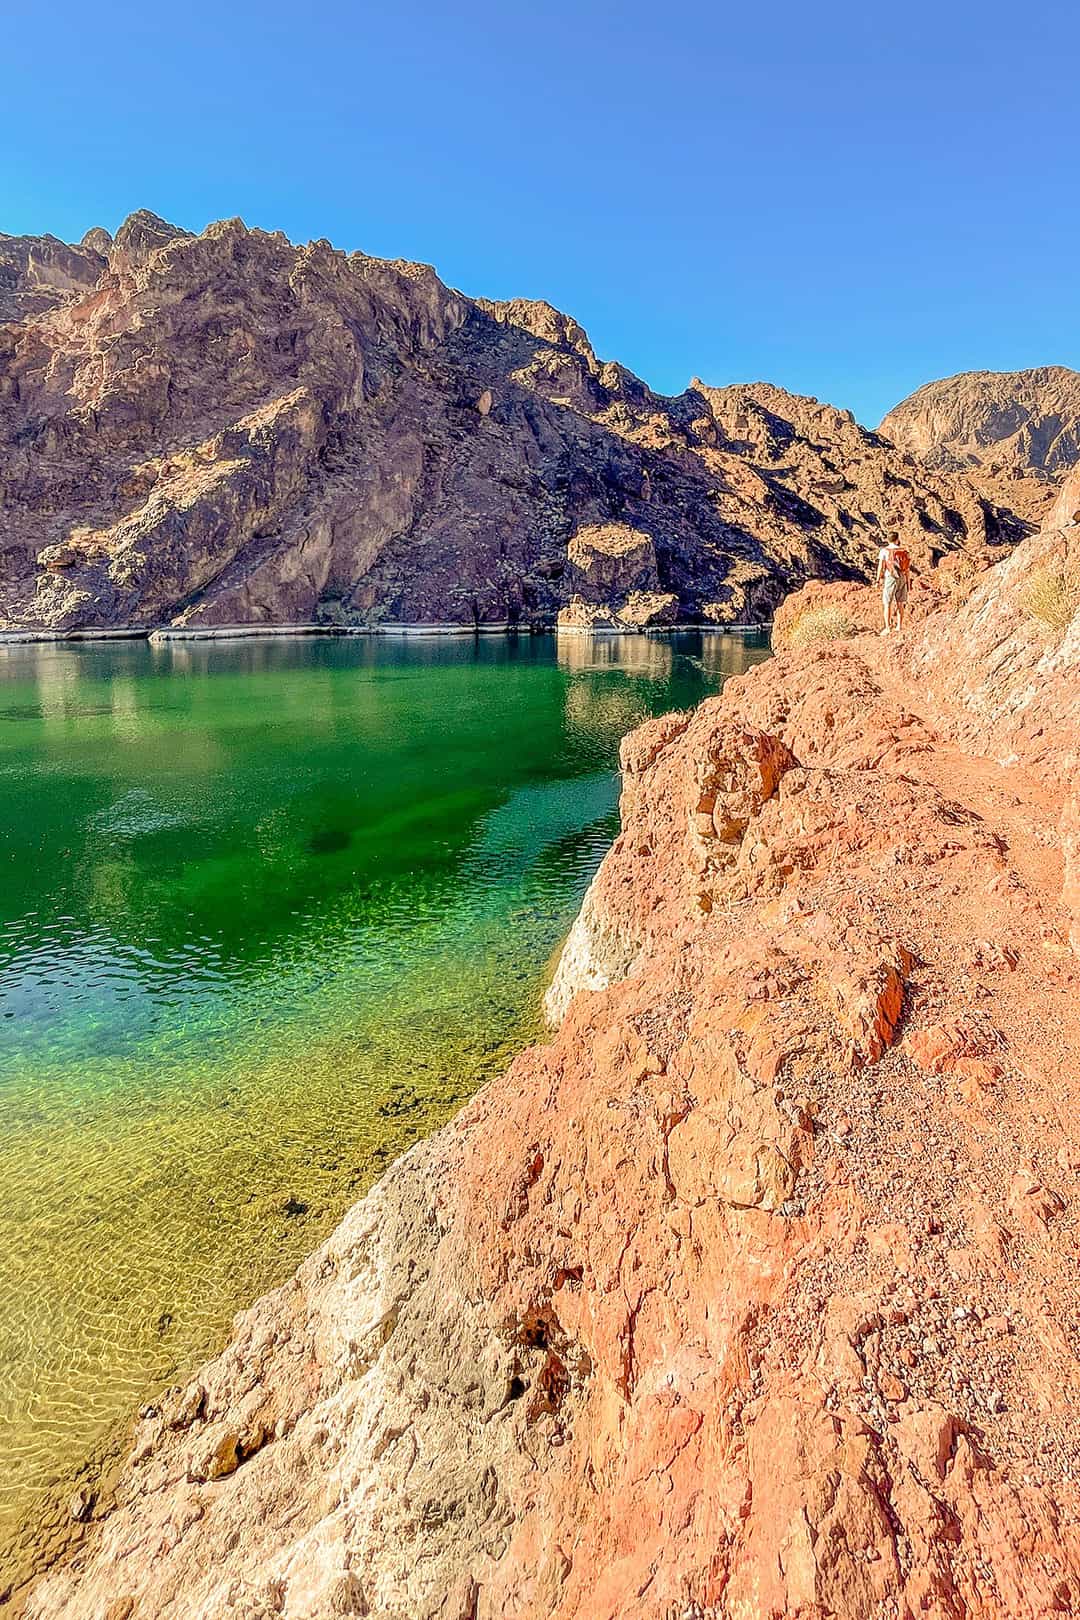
[907,1020,1002,1081]
[18,520,1080,1619]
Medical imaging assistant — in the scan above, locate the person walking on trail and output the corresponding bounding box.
[876,533,911,635]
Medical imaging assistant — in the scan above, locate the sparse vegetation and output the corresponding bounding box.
[1022,563,1080,635]
[784,603,857,648]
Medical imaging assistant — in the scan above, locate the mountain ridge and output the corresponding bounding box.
[880,365,1080,525]
[0,211,1025,632]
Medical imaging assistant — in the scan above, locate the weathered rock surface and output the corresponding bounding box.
[896,514,1079,787]
[1048,463,1080,532]
[21,519,1080,1618]
[0,213,1026,631]
[881,366,1080,524]
[0,230,109,321]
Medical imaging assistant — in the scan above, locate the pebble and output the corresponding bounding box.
[69,1488,94,1522]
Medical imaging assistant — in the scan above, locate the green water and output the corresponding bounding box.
[0,628,767,1573]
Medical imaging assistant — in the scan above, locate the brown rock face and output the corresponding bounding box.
[566,523,659,602]
[1048,463,1080,532]
[685,721,795,896]
[0,213,1025,631]
[0,231,108,321]
[23,521,1080,1619]
[880,366,1080,524]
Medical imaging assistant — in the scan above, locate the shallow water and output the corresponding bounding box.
[0,629,767,1574]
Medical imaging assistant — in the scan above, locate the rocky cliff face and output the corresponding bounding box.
[1048,464,1080,533]
[0,231,109,322]
[0,212,1025,631]
[880,366,1080,525]
[21,515,1080,1618]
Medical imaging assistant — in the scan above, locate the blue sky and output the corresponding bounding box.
[5,0,1077,424]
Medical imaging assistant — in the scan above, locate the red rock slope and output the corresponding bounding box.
[21,521,1080,1620]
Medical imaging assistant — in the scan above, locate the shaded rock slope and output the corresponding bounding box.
[880,366,1080,526]
[0,212,1025,631]
[21,506,1080,1617]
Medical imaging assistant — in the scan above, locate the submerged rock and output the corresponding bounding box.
[65,1492,93,1526]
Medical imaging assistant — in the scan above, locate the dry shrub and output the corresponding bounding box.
[785,603,856,649]
[1022,564,1080,635]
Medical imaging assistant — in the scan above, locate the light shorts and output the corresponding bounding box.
[883,572,909,608]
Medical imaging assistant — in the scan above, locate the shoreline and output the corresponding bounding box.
[20,539,1080,1616]
[0,621,770,646]
[2,625,735,1600]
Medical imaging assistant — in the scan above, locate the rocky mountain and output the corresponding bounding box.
[21,507,1079,1618]
[0,212,1025,632]
[880,366,1080,525]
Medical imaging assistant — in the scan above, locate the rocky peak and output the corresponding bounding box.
[880,366,1080,524]
[686,377,1019,562]
[697,380,865,449]
[0,230,107,319]
[110,209,192,269]
[80,226,114,254]
[474,296,597,369]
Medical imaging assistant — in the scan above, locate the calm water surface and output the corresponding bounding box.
[0,629,768,1571]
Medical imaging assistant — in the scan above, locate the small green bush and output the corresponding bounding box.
[785,603,856,648]
[1022,564,1080,635]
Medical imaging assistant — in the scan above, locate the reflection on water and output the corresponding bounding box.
[558,639,677,745]
[0,628,769,1580]
[697,630,775,681]
[555,631,675,677]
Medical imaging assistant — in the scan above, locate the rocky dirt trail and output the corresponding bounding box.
[16,524,1080,1620]
[739,623,1080,1468]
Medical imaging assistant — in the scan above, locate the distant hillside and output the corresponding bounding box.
[880,366,1080,525]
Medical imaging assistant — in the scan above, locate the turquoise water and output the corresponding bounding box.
[0,629,768,1576]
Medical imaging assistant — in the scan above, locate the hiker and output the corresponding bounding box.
[876,533,911,634]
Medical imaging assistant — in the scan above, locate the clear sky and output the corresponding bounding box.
[5,0,1078,425]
